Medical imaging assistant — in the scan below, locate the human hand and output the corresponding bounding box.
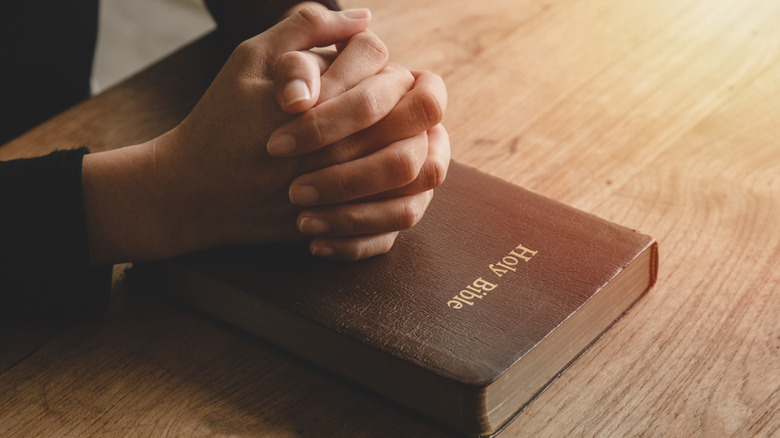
[265,32,450,260]
[272,63,450,259]
[159,8,428,255]
[83,8,447,264]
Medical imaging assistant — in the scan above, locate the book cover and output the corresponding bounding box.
[143,161,658,437]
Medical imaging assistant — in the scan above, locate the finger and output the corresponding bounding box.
[309,232,399,261]
[289,132,428,206]
[297,190,433,237]
[318,31,389,102]
[355,70,447,145]
[274,50,330,113]
[267,63,414,157]
[256,8,372,58]
[366,124,451,199]
[299,69,447,166]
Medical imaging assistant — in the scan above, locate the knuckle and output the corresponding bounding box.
[355,32,389,65]
[304,110,328,147]
[380,62,400,75]
[401,65,418,87]
[398,205,418,230]
[411,88,444,128]
[296,7,329,29]
[321,137,359,165]
[334,169,356,202]
[355,89,382,125]
[343,241,367,261]
[341,209,366,235]
[276,50,306,68]
[232,40,257,64]
[420,156,447,190]
[378,233,398,254]
[399,196,427,229]
[355,234,395,260]
[389,146,422,187]
[383,63,415,89]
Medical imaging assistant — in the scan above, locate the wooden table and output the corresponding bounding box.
[2,0,778,436]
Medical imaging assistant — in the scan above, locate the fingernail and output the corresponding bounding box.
[267,133,296,156]
[283,79,310,107]
[289,183,319,205]
[340,8,371,20]
[310,244,335,257]
[298,216,330,235]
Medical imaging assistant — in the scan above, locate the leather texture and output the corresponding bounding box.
[164,161,656,386]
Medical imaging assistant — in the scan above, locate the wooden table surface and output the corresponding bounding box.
[2,0,778,436]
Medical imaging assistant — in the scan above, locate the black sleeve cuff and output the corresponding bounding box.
[0,148,111,324]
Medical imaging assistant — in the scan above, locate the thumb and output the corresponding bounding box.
[274,50,332,113]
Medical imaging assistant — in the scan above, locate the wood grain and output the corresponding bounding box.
[1,0,778,436]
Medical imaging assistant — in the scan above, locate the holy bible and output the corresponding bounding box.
[143,161,658,437]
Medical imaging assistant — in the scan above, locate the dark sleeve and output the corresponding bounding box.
[0,1,98,145]
[0,148,111,324]
[204,0,341,55]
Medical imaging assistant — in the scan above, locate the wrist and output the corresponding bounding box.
[82,140,178,265]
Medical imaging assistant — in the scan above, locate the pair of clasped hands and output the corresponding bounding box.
[82,7,449,266]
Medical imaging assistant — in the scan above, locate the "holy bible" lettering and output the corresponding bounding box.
[446,243,538,310]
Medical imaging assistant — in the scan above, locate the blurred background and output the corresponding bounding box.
[92,0,214,93]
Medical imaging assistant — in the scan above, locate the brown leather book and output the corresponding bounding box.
[146,161,658,437]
